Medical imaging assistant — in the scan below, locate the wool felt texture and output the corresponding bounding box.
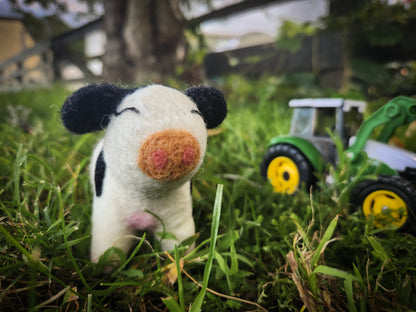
[61,83,136,134]
[138,129,200,181]
[126,211,159,231]
[185,86,227,129]
[61,83,227,263]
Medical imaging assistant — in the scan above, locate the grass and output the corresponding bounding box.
[1,76,416,311]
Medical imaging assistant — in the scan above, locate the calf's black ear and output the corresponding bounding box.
[185,86,227,129]
[61,83,136,134]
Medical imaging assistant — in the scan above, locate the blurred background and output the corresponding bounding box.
[2,2,416,311]
[1,0,415,98]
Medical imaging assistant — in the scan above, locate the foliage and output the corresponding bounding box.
[1,78,416,311]
[275,20,317,53]
[21,12,71,41]
[273,1,416,98]
[324,0,416,97]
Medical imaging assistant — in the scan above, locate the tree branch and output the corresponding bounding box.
[189,0,294,25]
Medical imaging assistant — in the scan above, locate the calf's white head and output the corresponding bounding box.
[61,83,227,195]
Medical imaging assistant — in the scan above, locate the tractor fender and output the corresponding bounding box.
[268,136,325,173]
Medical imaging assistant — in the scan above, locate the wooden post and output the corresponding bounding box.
[42,50,54,84]
[16,60,23,85]
[51,41,61,82]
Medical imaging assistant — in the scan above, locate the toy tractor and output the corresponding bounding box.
[260,96,416,231]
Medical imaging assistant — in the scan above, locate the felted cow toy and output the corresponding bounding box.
[61,83,227,262]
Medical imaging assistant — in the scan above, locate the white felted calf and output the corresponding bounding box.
[61,83,227,262]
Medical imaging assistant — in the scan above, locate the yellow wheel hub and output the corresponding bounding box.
[362,189,408,229]
[267,156,300,194]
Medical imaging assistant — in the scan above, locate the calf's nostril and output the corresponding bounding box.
[151,149,168,170]
[182,146,195,165]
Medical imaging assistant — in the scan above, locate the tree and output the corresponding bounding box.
[102,0,186,84]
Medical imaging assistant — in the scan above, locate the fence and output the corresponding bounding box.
[0,18,102,91]
[205,32,345,89]
[0,42,53,90]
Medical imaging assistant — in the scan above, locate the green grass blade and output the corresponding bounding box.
[87,294,92,312]
[314,265,358,312]
[190,184,223,312]
[291,214,310,247]
[314,265,359,281]
[229,232,239,275]
[13,144,26,203]
[111,234,146,277]
[56,185,91,292]
[175,245,185,312]
[310,214,339,268]
[0,223,33,261]
[313,265,360,312]
[367,236,390,263]
[344,277,357,312]
[214,251,232,291]
[162,296,183,312]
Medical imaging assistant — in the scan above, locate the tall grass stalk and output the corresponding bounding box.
[190,184,223,312]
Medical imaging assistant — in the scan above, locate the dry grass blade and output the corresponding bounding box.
[34,285,71,309]
[286,250,318,312]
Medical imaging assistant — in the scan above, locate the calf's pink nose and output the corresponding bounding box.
[138,129,200,181]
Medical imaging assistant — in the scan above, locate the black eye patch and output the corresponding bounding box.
[114,107,140,116]
[191,109,203,118]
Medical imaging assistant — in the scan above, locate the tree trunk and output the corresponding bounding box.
[102,0,185,84]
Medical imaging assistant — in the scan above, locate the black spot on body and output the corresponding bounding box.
[95,150,106,197]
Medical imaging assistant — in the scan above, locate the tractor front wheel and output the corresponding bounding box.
[351,176,416,232]
[260,144,314,195]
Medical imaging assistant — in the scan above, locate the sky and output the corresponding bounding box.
[0,0,102,26]
[200,0,327,37]
[0,0,327,36]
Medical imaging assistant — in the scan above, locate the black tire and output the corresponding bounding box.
[260,143,315,195]
[351,175,416,232]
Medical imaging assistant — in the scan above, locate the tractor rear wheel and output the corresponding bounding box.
[260,144,314,195]
[351,176,416,232]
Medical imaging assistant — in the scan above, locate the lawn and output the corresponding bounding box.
[1,76,416,311]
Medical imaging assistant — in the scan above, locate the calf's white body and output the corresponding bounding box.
[90,139,196,260]
[61,83,227,262]
[89,86,206,261]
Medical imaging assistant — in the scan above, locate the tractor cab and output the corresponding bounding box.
[288,98,366,164]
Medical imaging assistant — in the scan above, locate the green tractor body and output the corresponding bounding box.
[261,96,416,231]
